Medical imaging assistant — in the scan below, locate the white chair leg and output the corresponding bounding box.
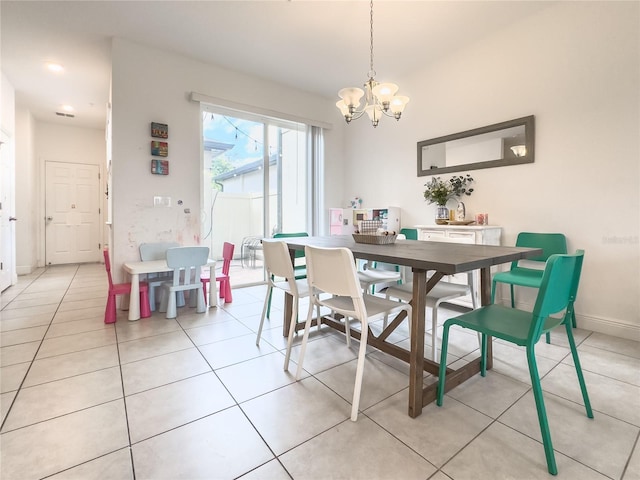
[196,287,206,313]
[295,302,316,380]
[284,295,303,371]
[383,292,390,329]
[166,291,177,319]
[431,305,439,362]
[351,325,368,421]
[256,286,272,346]
[176,291,186,307]
[159,285,169,313]
[344,316,351,347]
[148,285,157,312]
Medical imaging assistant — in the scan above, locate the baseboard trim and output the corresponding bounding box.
[577,314,640,342]
[16,265,36,275]
[501,298,640,342]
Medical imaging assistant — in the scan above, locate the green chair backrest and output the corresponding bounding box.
[511,232,567,271]
[529,250,584,341]
[400,228,418,240]
[273,232,309,259]
[515,232,567,262]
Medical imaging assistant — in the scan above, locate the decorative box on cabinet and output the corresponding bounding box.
[330,207,401,235]
[414,225,502,308]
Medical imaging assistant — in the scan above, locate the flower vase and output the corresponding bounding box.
[455,201,466,221]
[435,205,449,225]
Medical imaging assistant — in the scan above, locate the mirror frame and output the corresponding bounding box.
[417,115,535,176]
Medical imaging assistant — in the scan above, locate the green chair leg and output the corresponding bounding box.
[436,324,452,406]
[510,284,516,308]
[491,280,497,305]
[480,333,487,377]
[526,345,558,476]
[565,322,593,418]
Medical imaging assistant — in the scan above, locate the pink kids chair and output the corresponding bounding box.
[201,242,234,304]
[104,248,151,324]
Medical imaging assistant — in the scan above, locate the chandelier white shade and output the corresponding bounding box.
[336,0,409,127]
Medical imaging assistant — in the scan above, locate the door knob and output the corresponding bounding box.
[46,216,53,221]
[9,216,17,221]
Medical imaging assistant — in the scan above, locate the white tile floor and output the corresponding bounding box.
[1,263,639,480]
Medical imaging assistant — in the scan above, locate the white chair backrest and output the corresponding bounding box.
[305,246,362,299]
[140,242,180,261]
[263,240,295,280]
[166,246,210,286]
[306,245,369,322]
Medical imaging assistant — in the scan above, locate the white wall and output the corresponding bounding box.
[110,38,344,281]
[340,2,639,339]
[15,106,37,274]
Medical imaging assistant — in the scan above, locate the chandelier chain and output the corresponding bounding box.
[369,0,375,78]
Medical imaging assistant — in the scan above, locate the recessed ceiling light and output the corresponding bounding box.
[62,105,74,112]
[46,62,64,73]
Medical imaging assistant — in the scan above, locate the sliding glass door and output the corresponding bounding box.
[202,107,310,286]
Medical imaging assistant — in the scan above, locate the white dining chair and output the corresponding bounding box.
[159,246,209,318]
[354,220,402,294]
[384,271,476,362]
[291,245,411,421]
[139,242,184,311]
[384,234,479,362]
[357,262,402,294]
[257,241,320,365]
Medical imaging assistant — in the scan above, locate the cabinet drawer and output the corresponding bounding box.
[446,232,475,244]
[419,230,445,241]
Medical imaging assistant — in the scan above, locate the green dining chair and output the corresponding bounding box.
[491,233,576,328]
[265,232,309,321]
[437,250,592,476]
[399,228,418,240]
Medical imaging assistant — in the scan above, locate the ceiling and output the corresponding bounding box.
[1,1,553,129]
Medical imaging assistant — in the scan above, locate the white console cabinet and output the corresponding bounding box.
[414,225,502,308]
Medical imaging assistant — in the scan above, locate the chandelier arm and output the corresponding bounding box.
[349,109,368,121]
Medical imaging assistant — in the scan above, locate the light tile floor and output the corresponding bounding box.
[1,263,639,480]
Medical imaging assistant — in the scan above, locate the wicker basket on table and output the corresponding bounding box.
[353,220,397,245]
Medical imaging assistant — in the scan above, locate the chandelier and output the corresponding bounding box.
[336,0,409,127]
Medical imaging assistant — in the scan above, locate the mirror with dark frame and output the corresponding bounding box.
[417,115,535,176]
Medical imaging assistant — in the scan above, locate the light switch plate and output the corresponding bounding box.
[153,196,171,207]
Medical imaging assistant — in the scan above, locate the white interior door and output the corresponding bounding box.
[0,129,16,291]
[45,161,101,265]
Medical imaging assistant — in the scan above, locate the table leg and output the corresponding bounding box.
[408,268,427,418]
[208,264,218,308]
[128,273,141,321]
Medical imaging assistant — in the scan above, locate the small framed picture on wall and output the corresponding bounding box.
[151,141,168,157]
[151,122,168,138]
[151,159,169,175]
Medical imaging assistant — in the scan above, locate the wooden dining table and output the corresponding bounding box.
[122,258,217,321]
[280,235,542,418]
